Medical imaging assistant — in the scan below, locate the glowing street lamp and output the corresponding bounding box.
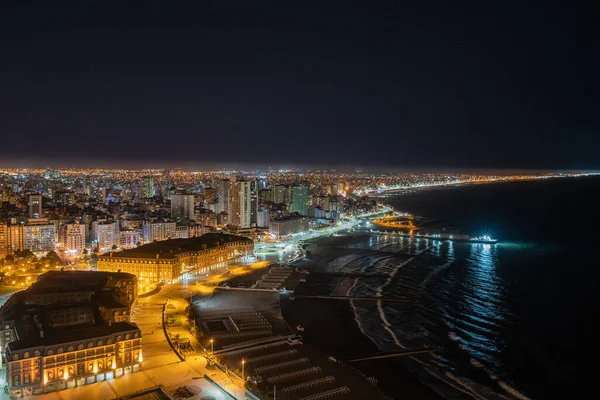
[242,359,245,381]
[210,338,214,354]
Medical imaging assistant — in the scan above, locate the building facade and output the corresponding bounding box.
[171,194,194,220]
[1,271,140,398]
[3,323,142,398]
[59,223,86,253]
[24,223,56,254]
[141,221,176,243]
[290,185,309,216]
[98,234,253,283]
[91,221,119,250]
[268,216,309,238]
[228,181,252,229]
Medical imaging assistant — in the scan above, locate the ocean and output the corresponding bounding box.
[298,176,596,399]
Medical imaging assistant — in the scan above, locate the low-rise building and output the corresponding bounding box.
[97,233,253,283]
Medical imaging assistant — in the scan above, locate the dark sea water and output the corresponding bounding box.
[315,176,597,399]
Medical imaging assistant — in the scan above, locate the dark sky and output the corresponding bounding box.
[0,1,597,169]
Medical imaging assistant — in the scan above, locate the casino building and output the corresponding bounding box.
[97,233,254,283]
[0,271,141,398]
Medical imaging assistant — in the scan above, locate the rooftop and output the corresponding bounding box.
[7,321,140,352]
[99,233,252,260]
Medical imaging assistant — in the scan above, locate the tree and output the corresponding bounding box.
[111,244,118,250]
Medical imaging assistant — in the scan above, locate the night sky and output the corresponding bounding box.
[0,1,597,169]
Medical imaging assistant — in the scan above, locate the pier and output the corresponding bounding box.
[346,349,436,363]
[294,295,411,303]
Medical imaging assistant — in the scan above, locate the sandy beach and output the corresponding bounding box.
[284,238,443,400]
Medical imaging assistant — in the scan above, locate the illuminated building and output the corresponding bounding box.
[24,221,56,254]
[59,223,86,253]
[53,191,75,206]
[141,220,176,243]
[268,215,309,238]
[91,221,119,250]
[0,223,8,258]
[216,179,229,214]
[139,176,154,198]
[290,184,309,216]
[228,181,252,229]
[97,233,253,283]
[0,271,140,398]
[256,208,270,228]
[171,194,195,220]
[28,194,43,219]
[119,231,140,249]
[273,184,290,204]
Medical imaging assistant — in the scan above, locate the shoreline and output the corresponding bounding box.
[285,239,444,400]
[367,174,589,197]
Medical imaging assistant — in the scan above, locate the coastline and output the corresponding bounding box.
[284,239,443,400]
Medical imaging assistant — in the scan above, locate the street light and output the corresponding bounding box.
[242,359,245,381]
[210,338,214,354]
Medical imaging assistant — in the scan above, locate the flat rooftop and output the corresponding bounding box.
[100,233,252,260]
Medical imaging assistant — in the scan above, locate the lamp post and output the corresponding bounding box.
[210,338,214,354]
[241,359,245,382]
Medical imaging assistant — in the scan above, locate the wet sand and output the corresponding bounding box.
[283,239,443,400]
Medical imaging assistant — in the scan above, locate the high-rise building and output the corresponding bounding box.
[54,191,75,206]
[290,185,309,216]
[0,223,26,257]
[0,223,8,259]
[171,194,195,220]
[140,177,154,198]
[228,181,252,229]
[141,221,176,243]
[91,221,120,250]
[28,194,43,218]
[256,207,270,228]
[273,185,291,205]
[250,181,258,227]
[59,223,86,253]
[24,222,56,253]
[8,224,24,254]
[216,179,230,214]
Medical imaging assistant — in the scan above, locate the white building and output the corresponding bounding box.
[60,223,86,253]
[141,221,176,243]
[228,181,252,229]
[91,221,120,250]
[24,223,56,253]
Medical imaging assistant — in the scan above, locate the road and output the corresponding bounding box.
[6,279,250,400]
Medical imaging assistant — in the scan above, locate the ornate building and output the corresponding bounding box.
[97,233,254,283]
[0,271,140,398]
